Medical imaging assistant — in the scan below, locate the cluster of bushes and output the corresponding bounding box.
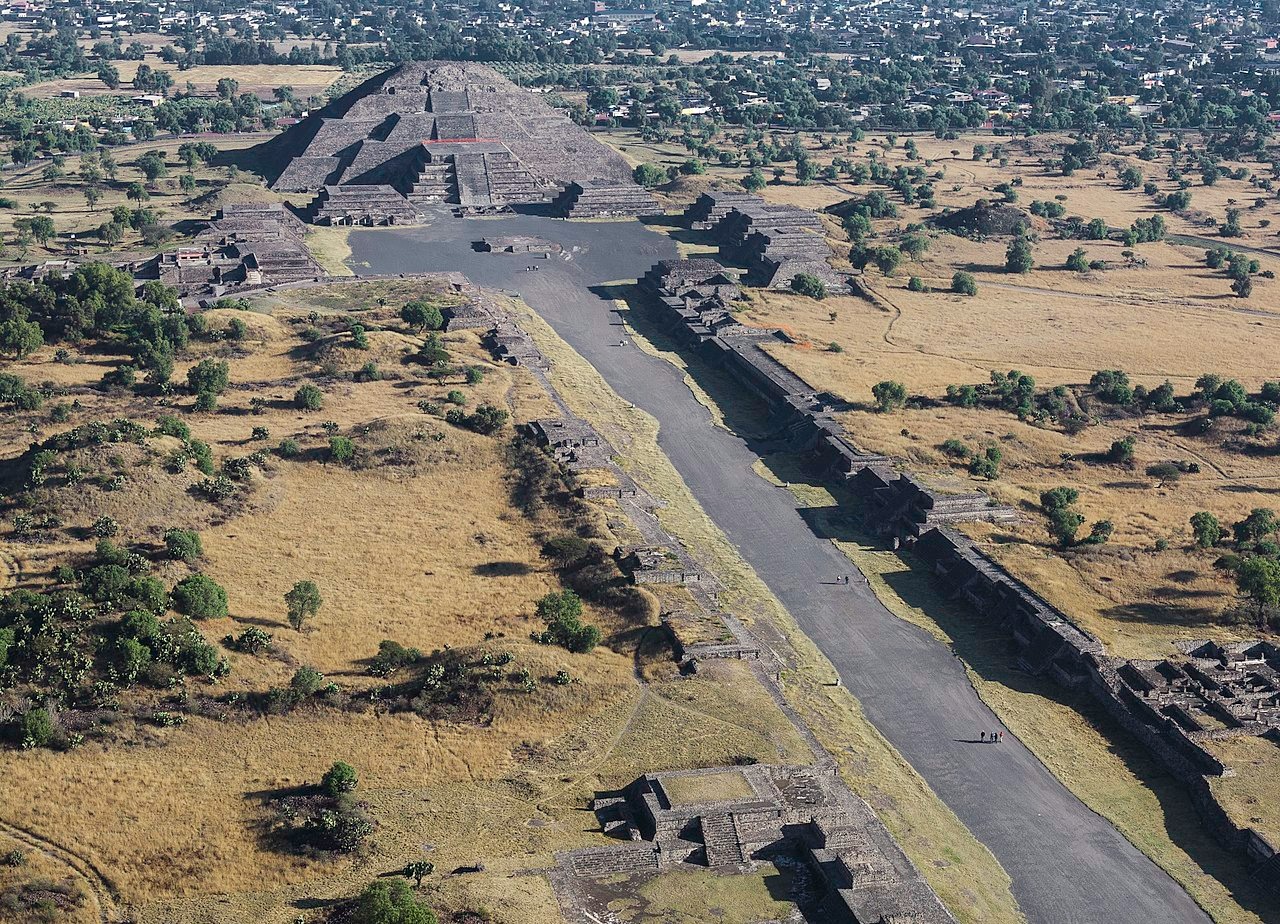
[940,440,1002,480]
[530,590,600,654]
[0,372,41,410]
[0,265,188,388]
[370,646,504,722]
[444,404,509,435]
[1191,508,1280,630]
[1040,487,1112,549]
[262,665,338,714]
[367,639,423,677]
[1204,247,1267,299]
[268,761,373,854]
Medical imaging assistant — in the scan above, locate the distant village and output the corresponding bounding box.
[0,0,1278,145]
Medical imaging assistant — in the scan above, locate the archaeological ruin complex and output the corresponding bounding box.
[253,62,648,221]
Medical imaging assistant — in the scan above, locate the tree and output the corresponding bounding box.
[329,435,355,463]
[285,580,322,631]
[187,358,230,396]
[741,169,767,193]
[126,182,150,203]
[900,234,929,261]
[1106,436,1136,464]
[164,528,203,563]
[352,880,438,924]
[790,273,827,299]
[0,316,42,358]
[1005,235,1034,274]
[401,300,443,332]
[19,708,53,749]
[401,860,434,888]
[1041,487,1084,548]
[874,246,903,276]
[84,186,101,210]
[871,380,907,412]
[171,574,229,619]
[951,271,978,296]
[1190,511,1222,549]
[532,590,599,653]
[136,151,168,182]
[632,163,669,187]
[295,383,324,410]
[1236,556,1280,627]
[15,216,54,245]
[321,761,358,796]
[1066,248,1089,273]
[1234,508,1278,545]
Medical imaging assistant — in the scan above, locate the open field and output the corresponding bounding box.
[0,133,276,254]
[24,61,344,100]
[0,280,822,923]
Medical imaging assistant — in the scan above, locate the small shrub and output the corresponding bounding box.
[223,626,273,655]
[164,527,203,562]
[322,760,358,797]
[295,384,324,411]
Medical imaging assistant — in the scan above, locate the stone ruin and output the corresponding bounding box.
[617,545,707,587]
[851,468,1018,540]
[679,191,846,291]
[522,417,611,472]
[255,62,640,222]
[681,189,765,230]
[566,764,954,924]
[912,527,1105,679]
[550,179,657,219]
[152,202,325,298]
[304,184,423,226]
[476,235,561,255]
[483,319,549,369]
[1115,640,1280,751]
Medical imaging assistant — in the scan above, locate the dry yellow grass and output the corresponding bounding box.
[1206,736,1280,848]
[0,282,833,924]
[25,62,343,99]
[661,769,754,805]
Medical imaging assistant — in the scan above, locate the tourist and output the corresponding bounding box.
[979,731,986,742]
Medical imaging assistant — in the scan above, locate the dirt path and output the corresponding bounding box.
[0,818,119,923]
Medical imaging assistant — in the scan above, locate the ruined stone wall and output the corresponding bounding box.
[637,257,1280,895]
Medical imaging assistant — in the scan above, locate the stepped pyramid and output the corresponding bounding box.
[252,62,643,221]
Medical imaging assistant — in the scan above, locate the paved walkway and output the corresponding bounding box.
[351,215,1211,924]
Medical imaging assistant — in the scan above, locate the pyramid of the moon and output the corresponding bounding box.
[254,61,641,213]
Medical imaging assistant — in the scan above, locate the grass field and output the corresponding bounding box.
[0,133,277,255]
[0,280,840,923]
[24,61,344,100]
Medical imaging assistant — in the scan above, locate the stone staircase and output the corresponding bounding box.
[700,813,745,867]
[552,180,656,218]
[568,843,659,877]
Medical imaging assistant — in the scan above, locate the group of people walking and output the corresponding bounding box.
[979,730,1005,744]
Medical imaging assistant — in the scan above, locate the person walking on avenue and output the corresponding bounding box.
[979,731,986,742]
